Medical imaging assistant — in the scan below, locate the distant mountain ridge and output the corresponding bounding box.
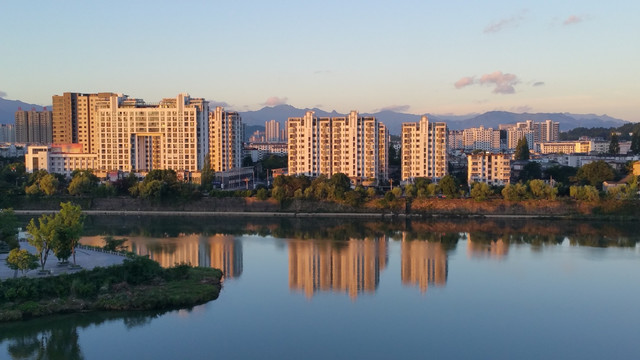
[0,98,629,135]
[238,105,629,135]
[0,97,50,124]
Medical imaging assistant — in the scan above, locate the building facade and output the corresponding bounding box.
[209,106,244,172]
[287,110,388,184]
[25,144,98,177]
[401,116,448,182]
[462,126,501,151]
[537,140,591,154]
[467,152,511,186]
[0,124,15,143]
[15,108,52,144]
[96,93,209,173]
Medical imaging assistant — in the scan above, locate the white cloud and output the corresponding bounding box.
[532,81,545,87]
[479,71,519,94]
[263,96,288,106]
[484,11,526,33]
[512,105,532,113]
[563,15,583,26]
[454,76,475,89]
[0,90,7,98]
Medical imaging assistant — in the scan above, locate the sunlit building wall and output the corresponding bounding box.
[209,106,243,172]
[401,115,448,182]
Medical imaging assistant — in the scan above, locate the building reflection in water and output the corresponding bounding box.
[80,234,243,279]
[400,233,448,294]
[288,236,388,300]
[466,234,508,260]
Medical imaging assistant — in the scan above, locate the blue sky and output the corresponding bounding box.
[1,0,638,121]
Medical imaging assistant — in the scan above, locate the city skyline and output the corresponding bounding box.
[0,1,638,122]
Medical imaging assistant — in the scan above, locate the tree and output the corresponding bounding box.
[576,160,615,189]
[631,132,640,155]
[0,208,19,251]
[27,214,58,271]
[570,185,600,202]
[67,170,99,195]
[103,235,128,252]
[609,133,620,154]
[528,179,557,200]
[201,153,214,192]
[502,183,528,201]
[470,182,492,201]
[439,175,458,198]
[514,137,530,160]
[6,248,39,276]
[56,202,84,265]
[518,161,542,182]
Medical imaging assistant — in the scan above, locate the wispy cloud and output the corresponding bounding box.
[263,96,288,106]
[484,11,526,33]
[532,81,545,87]
[563,15,583,25]
[0,90,7,98]
[454,76,475,89]
[208,100,231,108]
[378,105,410,112]
[455,71,520,94]
[512,105,532,113]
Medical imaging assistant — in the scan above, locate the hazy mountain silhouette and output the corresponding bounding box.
[238,105,629,135]
[0,97,51,124]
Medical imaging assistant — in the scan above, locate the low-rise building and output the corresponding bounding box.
[25,144,98,177]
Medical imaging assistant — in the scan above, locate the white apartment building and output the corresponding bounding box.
[209,106,243,172]
[25,144,98,177]
[265,119,284,142]
[537,140,591,154]
[287,110,388,184]
[462,126,501,151]
[401,116,448,182]
[96,93,209,173]
[448,130,464,151]
[467,152,511,186]
[505,120,559,150]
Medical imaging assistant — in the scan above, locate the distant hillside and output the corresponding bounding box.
[238,105,629,135]
[0,97,50,124]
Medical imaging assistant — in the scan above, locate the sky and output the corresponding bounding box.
[1,0,638,121]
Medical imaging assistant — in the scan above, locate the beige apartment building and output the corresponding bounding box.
[95,93,209,173]
[25,144,98,178]
[287,110,388,184]
[467,152,511,186]
[52,92,121,154]
[401,116,448,182]
[462,126,501,151]
[538,140,591,154]
[209,106,243,172]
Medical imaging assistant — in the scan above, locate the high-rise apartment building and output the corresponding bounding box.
[96,93,209,172]
[52,92,120,153]
[401,116,448,182]
[467,152,511,186]
[462,126,501,151]
[265,120,282,142]
[209,106,244,172]
[505,119,559,150]
[287,110,388,184]
[15,108,52,144]
[0,124,15,143]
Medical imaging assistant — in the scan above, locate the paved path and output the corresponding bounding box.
[0,238,126,280]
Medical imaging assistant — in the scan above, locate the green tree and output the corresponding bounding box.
[631,132,640,155]
[518,161,542,182]
[569,185,600,202]
[103,235,128,252]
[439,175,458,198]
[576,160,615,189]
[67,170,99,195]
[609,133,620,154]
[470,182,492,201]
[502,183,528,201]
[39,173,60,196]
[514,137,530,160]
[256,188,268,200]
[6,248,39,276]
[26,214,59,271]
[201,153,214,192]
[56,202,85,265]
[528,179,557,200]
[0,208,19,251]
[329,173,351,200]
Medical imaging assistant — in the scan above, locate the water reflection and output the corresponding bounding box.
[401,237,448,293]
[288,237,388,299]
[82,234,243,279]
[0,311,163,360]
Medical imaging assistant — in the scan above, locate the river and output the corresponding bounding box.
[1,216,639,359]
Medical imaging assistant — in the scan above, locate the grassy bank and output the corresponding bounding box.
[0,257,222,322]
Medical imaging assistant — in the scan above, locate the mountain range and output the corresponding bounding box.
[0,97,629,135]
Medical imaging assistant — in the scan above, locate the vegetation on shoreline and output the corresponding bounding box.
[0,256,222,322]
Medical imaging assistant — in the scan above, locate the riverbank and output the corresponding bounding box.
[0,257,223,322]
[9,196,640,220]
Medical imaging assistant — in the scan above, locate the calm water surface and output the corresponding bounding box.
[1,216,639,359]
